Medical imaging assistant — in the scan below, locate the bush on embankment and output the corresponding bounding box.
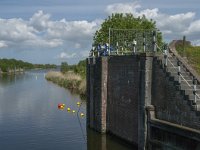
[45,71,86,99]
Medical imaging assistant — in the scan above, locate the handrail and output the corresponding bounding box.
[169,41,200,84]
[162,41,200,101]
[180,74,192,87]
[167,58,177,69]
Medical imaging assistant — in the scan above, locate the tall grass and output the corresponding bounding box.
[176,44,200,74]
[45,71,86,99]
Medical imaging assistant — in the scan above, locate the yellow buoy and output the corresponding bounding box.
[77,102,80,105]
[72,110,76,113]
[62,104,65,107]
[60,105,64,109]
[80,113,84,117]
[67,108,71,111]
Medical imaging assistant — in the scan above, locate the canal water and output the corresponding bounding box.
[0,70,136,150]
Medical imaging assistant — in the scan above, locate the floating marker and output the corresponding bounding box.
[77,102,81,105]
[80,113,84,117]
[58,103,65,109]
[58,103,62,109]
[72,110,76,113]
[67,108,71,111]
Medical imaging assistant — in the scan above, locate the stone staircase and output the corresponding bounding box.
[160,47,200,114]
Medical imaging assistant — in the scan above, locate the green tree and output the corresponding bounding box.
[93,13,163,48]
[60,62,69,73]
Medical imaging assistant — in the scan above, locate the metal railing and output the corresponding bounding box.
[89,29,158,57]
[163,45,200,104]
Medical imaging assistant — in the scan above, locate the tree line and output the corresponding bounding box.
[0,58,56,72]
[60,60,86,78]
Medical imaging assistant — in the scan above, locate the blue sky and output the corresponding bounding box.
[0,0,200,64]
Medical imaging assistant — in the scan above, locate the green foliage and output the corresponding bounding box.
[93,13,163,46]
[60,62,69,73]
[73,60,86,78]
[33,64,56,69]
[0,58,34,72]
[60,60,86,78]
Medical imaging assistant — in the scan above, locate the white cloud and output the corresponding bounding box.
[106,2,200,44]
[0,41,7,48]
[106,2,141,15]
[0,10,101,51]
[75,43,81,49]
[58,52,77,59]
[29,10,51,32]
[79,50,90,57]
[0,18,36,42]
[184,20,200,34]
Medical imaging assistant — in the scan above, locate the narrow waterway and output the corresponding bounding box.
[0,70,135,150]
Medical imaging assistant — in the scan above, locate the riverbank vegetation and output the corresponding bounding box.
[0,58,56,73]
[175,41,200,74]
[46,60,86,99]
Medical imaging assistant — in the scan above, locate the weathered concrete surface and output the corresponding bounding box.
[87,57,108,133]
[107,55,140,145]
[138,53,154,150]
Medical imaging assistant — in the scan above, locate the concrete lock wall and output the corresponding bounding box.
[86,54,200,149]
[107,55,140,144]
[87,54,153,147]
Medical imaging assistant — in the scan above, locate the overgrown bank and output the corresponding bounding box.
[175,40,200,74]
[45,60,86,99]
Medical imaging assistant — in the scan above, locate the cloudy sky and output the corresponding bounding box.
[0,0,200,64]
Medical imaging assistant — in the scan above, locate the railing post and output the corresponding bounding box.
[116,42,119,55]
[106,43,109,56]
[133,39,137,54]
[177,61,181,84]
[108,28,111,56]
[164,44,168,67]
[92,46,95,57]
[193,78,197,103]
[121,47,124,55]
[143,33,146,52]
[152,31,157,52]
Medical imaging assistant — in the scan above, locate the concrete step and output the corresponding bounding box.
[169,72,190,76]
[191,104,200,111]
[186,94,200,100]
[184,90,200,95]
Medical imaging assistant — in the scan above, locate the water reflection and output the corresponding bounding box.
[87,129,137,150]
[0,70,135,150]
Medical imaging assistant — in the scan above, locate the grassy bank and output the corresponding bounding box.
[175,42,200,74]
[45,71,86,99]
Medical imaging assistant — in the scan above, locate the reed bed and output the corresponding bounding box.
[45,71,86,99]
